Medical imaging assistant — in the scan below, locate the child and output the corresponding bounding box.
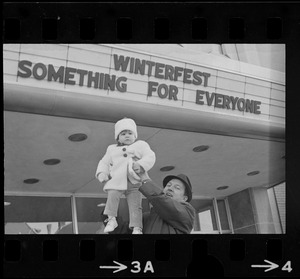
[95,118,156,234]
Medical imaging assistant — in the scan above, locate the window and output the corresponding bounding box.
[5,196,73,234]
[75,197,108,234]
[74,197,151,234]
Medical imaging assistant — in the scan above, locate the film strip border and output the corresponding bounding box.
[3,1,300,278]
[3,2,299,42]
[4,236,291,277]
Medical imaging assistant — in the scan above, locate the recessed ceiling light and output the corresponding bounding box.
[247,171,260,176]
[43,159,61,165]
[4,202,11,206]
[160,166,175,172]
[23,178,40,184]
[217,186,229,190]
[193,145,209,152]
[68,133,88,142]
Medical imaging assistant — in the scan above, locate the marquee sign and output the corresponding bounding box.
[17,54,261,115]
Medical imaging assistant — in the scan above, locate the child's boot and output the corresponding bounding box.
[104,217,118,233]
[132,227,143,234]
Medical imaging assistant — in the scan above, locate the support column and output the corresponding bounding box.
[250,187,276,234]
[71,195,79,234]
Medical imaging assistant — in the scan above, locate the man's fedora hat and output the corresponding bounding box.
[163,174,193,202]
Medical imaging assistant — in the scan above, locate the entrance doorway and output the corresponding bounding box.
[191,198,233,234]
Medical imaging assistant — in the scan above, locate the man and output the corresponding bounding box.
[101,171,195,234]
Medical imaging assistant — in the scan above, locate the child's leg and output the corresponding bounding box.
[104,190,123,217]
[125,183,143,230]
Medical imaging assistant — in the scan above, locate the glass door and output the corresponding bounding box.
[191,199,219,234]
[191,198,233,234]
[217,199,233,234]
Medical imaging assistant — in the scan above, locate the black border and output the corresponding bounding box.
[3,1,300,277]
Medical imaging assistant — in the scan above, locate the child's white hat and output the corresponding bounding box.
[115,118,138,140]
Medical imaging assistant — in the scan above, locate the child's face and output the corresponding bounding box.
[118,130,135,145]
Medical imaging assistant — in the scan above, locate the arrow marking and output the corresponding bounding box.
[251,259,279,272]
[99,261,127,273]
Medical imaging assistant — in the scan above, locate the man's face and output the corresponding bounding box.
[163,178,187,202]
[118,130,135,145]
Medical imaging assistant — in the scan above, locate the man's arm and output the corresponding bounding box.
[139,180,195,233]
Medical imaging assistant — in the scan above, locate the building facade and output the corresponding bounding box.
[4,44,285,234]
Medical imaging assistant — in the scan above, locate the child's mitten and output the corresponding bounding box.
[97,173,109,183]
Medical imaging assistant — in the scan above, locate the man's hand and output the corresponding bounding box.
[138,170,151,182]
[133,162,151,182]
[132,162,142,173]
[128,160,141,181]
